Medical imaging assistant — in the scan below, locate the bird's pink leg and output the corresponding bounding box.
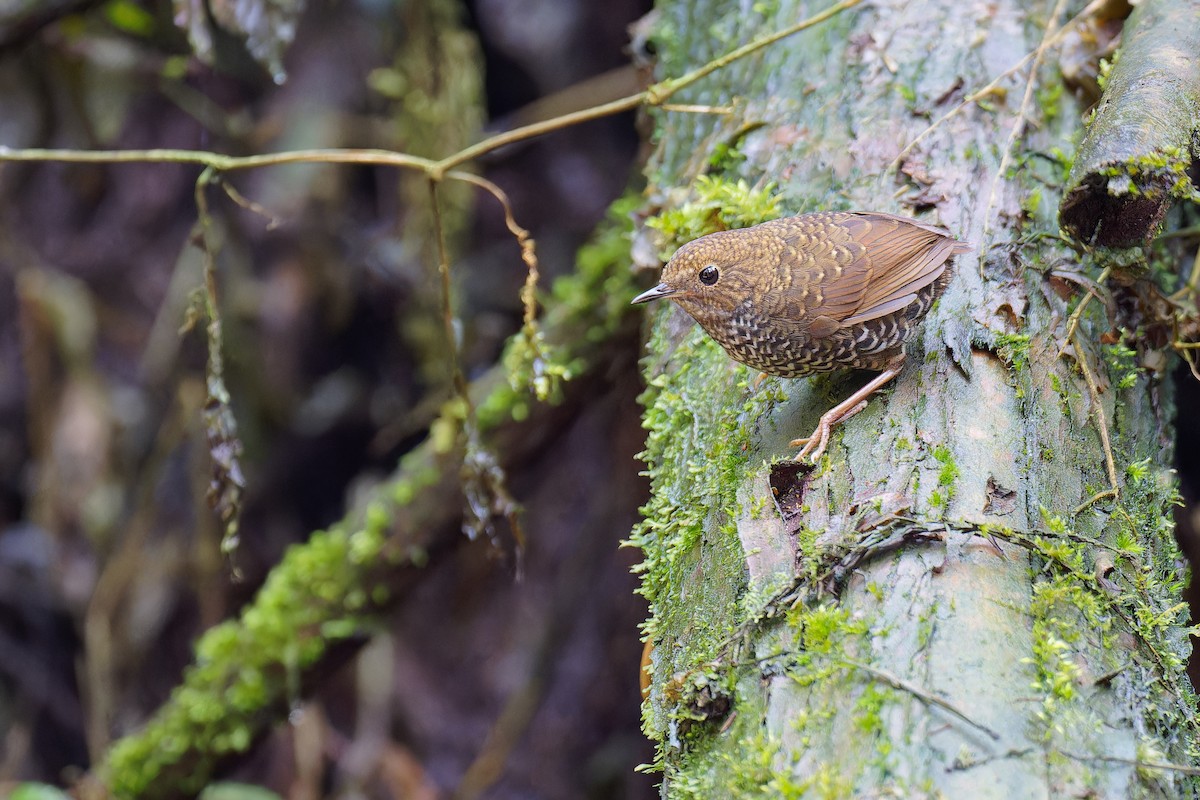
[789,359,904,462]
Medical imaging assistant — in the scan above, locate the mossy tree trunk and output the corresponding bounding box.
[631,0,1199,796]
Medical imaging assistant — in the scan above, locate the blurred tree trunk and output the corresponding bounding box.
[632,0,1200,796]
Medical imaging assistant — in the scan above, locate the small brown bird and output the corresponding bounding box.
[632,211,970,461]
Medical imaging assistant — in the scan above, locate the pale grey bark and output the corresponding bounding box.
[636,0,1198,796]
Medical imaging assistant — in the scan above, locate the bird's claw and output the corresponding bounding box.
[790,425,829,463]
[789,400,869,463]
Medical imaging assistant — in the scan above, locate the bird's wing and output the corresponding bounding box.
[833,212,967,326]
[806,212,964,331]
[762,212,968,334]
[768,215,873,325]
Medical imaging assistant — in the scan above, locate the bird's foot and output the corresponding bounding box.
[789,400,868,463]
[753,372,769,390]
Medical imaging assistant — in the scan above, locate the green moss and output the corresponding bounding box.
[480,194,641,427]
[1096,145,1196,203]
[794,525,825,583]
[629,166,800,756]
[706,132,755,173]
[646,175,782,257]
[1048,372,1073,412]
[668,727,808,799]
[748,493,770,520]
[665,659,888,800]
[915,600,936,651]
[975,434,1193,784]
[628,176,798,771]
[1036,80,1063,123]
[104,500,406,796]
[1096,52,1117,92]
[786,603,868,656]
[986,461,1199,786]
[994,332,1032,372]
[627,327,773,707]
[1027,575,1099,737]
[776,602,902,790]
[927,444,959,511]
[103,186,652,800]
[1102,335,1139,392]
[9,784,73,800]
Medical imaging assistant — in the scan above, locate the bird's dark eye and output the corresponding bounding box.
[699,265,719,286]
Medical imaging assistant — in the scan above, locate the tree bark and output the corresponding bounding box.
[632,0,1199,796]
[1060,0,1200,246]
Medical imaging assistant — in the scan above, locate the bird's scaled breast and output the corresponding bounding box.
[711,303,827,378]
[703,285,938,378]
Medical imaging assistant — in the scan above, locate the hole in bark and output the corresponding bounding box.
[769,460,812,524]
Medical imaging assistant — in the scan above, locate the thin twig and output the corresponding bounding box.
[946,747,1036,773]
[1070,328,1120,502]
[192,168,246,568]
[1060,266,1111,355]
[431,0,863,176]
[659,103,735,115]
[0,0,863,182]
[214,176,283,230]
[455,173,540,333]
[0,0,864,361]
[1169,244,1200,301]
[1177,345,1200,382]
[981,0,1071,247]
[841,659,1001,741]
[890,0,1109,174]
[429,94,645,178]
[1073,487,1118,515]
[428,179,471,409]
[0,145,437,172]
[1062,751,1200,776]
[650,0,864,102]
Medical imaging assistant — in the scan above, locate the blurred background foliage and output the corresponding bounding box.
[0,0,657,796]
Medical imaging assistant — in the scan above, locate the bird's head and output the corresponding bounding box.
[631,228,772,318]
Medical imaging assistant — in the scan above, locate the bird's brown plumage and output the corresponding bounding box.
[632,210,970,460]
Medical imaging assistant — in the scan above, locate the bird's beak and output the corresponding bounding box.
[631,283,677,305]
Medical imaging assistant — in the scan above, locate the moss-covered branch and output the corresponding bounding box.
[1059,0,1200,246]
[98,200,642,799]
[632,0,1199,795]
